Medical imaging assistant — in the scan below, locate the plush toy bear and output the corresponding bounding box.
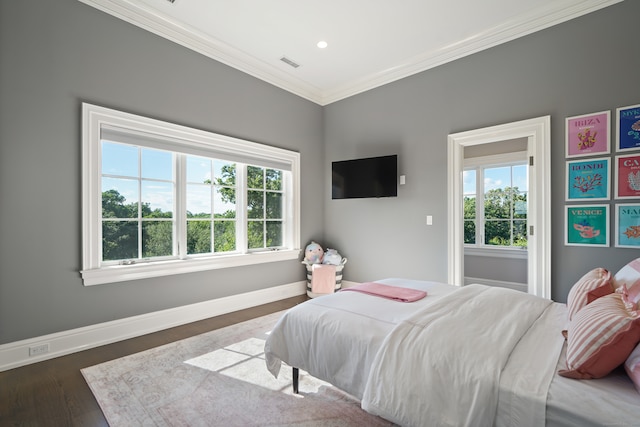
[304,241,324,264]
[322,248,342,265]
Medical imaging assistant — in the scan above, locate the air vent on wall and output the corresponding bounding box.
[280,56,301,68]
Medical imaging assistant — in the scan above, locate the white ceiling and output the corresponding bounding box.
[79,0,621,105]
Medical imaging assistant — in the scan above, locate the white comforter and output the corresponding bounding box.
[265,279,458,399]
[361,284,566,427]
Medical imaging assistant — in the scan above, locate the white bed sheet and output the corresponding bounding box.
[546,344,640,426]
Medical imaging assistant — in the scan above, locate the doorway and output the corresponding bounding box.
[447,116,551,299]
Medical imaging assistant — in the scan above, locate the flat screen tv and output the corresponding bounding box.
[332,155,397,199]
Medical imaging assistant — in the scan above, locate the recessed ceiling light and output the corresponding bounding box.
[317,41,328,49]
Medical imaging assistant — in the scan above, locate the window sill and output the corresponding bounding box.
[464,246,528,260]
[81,249,301,286]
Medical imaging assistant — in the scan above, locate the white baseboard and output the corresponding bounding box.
[0,281,306,372]
[464,276,527,293]
[341,280,359,288]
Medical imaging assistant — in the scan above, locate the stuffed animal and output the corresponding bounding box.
[304,241,324,264]
[322,248,342,265]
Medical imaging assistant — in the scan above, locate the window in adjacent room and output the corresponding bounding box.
[82,103,300,286]
[463,152,528,253]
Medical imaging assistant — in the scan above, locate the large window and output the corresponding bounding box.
[82,103,300,286]
[464,152,528,253]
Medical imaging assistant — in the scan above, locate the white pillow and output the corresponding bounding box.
[614,258,640,303]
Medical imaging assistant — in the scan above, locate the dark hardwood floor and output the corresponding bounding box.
[0,295,306,426]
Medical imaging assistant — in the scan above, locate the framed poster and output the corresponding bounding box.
[616,103,640,152]
[566,157,610,201]
[565,205,609,247]
[615,154,640,199]
[616,203,640,248]
[565,111,610,158]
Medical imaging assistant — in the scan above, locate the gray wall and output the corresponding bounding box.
[323,1,640,302]
[0,0,324,344]
[465,256,527,285]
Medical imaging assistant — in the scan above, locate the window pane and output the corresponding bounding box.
[247,166,264,189]
[102,141,138,177]
[463,169,476,244]
[214,161,236,186]
[484,189,510,219]
[248,221,264,249]
[464,195,476,220]
[484,166,511,220]
[102,220,138,261]
[266,169,282,191]
[266,221,283,247]
[514,198,527,219]
[484,166,510,192]
[463,170,476,196]
[141,148,173,181]
[102,178,138,218]
[214,220,236,252]
[247,190,264,219]
[485,220,510,246]
[187,156,212,184]
[513,220,528,247]
[141,181,173,218]
[187,184,211,218]
[142,221,173,257]
[464,220,476,244]
[214,186,235,218]
[266,192,282,219]
[513,164,528,192]
[187,220,211,254]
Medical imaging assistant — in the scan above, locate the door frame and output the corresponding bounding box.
[447,116,551,299]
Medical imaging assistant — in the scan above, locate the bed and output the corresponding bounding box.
[264,277,640,427]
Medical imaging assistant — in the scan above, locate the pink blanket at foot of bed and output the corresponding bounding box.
[342,282,427,302]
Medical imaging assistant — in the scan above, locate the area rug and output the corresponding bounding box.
[81,311,394,426]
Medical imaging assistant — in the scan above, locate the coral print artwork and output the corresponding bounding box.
[616,204,640,248]
[566,111,610,158]
[565,205,609,246]
[617,104,640,151]
[616,154,640,199]
[566,158,610,201]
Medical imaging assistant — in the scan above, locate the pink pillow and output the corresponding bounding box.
[625,343,640,394]
[560,292,640,379]
[566,267,613,321]
[614,258,640,303]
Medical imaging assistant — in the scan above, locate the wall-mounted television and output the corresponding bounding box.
[332,155,398,199]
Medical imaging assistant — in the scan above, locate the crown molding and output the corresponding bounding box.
[78,0,622,106]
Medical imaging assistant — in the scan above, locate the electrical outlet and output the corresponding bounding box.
[29,343,50,357]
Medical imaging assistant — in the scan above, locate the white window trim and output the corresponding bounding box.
[463,151,528,254]
[81,103,301,286]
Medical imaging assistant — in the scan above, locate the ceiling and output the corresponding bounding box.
[79,0,621,105]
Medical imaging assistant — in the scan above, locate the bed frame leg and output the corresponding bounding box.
[292,367,299,394]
